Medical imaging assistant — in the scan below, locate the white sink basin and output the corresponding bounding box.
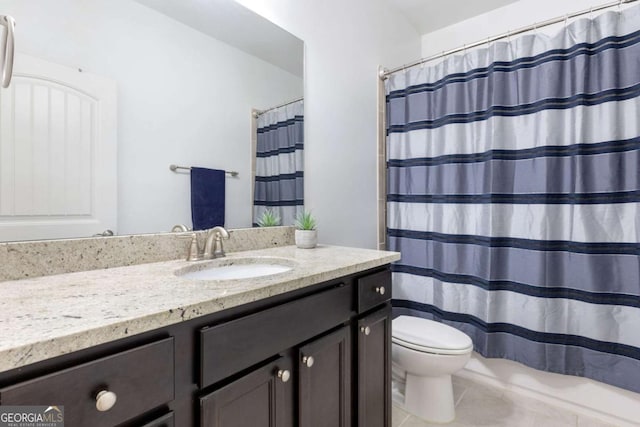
[176,257,296,281]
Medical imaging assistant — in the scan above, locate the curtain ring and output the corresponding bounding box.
[564,14,569,27]
[589,6,594,20]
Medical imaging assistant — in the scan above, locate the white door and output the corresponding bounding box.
[0,54,117,241]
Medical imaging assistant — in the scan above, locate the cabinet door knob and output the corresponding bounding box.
[302,355,314,368]
[360,326,371,336]
[277,369,291,383]
[95,390,117,412]
[375,286,386,295]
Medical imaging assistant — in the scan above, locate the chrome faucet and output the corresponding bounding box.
[171,224,189,232]
[203,226,230,259]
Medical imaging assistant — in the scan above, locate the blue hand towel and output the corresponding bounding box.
[191,167,225,230]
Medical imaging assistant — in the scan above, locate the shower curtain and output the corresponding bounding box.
[253,100,304,226]
[386,5,640,392]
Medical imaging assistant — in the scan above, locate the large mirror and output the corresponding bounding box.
[0,0,304,242]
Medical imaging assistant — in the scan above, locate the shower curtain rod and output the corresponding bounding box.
[380,0,638,79]
[253,97,303,117]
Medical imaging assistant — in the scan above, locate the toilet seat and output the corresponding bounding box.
[392,336,473,355]
[392,316,473,355]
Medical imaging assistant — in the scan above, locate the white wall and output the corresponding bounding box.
[419,1,640,424]
[235,0,421,249]
[1,0,302,234]
[421,0,631,57]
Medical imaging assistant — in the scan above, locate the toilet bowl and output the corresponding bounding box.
[392,315,473,423]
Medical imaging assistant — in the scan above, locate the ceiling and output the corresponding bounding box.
[134,0,304,77]
[387,0,520,35]
[134,0,520,75]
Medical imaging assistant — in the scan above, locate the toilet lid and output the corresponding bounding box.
[392,316,473,353]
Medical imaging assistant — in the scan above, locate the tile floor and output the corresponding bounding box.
[392,376,619,427]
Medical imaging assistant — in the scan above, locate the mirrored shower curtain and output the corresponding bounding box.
[253,100,304,226]
[386,5,640,392]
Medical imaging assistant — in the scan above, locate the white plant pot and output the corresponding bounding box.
[295,229,317,249]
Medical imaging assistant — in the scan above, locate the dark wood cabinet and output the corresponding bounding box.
[0,338,175,427]
[0,266,393,427]
[200,356,294,427]
[201,325,354,427]
[356,306,392,427]
[299,326,351,427]
[199,284,353,388]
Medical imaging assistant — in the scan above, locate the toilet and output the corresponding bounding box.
[392,315,473,423]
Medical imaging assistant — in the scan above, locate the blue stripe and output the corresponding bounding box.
[387,137,640,167]
[391,264,640,308]
[392,299,640,360]
[255,171,304,183]
[387,190,640,204]
[387,83,640,133]
[257,143,304,158]
[253,199,303,207]
[387,30,640,99]
[386,228,640,255]
[388,235,640,296]
[257,116,304,134]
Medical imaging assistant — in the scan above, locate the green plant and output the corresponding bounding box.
[294,211,317,230]
[256,209,281,227]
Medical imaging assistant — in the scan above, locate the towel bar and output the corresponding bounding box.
[170,164,238,177]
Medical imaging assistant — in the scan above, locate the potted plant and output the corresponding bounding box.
[256,209,281,227]
[294,211,317,249]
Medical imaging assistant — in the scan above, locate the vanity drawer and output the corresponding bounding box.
[0,337,174,427]
[357,269,391,313]
[200,284,353,388]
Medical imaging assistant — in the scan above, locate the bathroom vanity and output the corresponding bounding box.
[0,243,399,426]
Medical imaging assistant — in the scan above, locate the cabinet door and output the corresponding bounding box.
[357,305,391,427]
[200,356,293,427]
[299,326,351,427]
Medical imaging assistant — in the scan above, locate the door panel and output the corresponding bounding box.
[0,53,117,241]
[200,356,293,427]
[357,305,391,427]
[299,326,351,427]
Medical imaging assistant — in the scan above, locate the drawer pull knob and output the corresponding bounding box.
[95,390,117,412]
[277,369,291,383]
[361,326,371,336]
[302,355,314,368]
[375,286,386,295]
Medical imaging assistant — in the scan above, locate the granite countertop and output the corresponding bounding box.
[0,244,400,373]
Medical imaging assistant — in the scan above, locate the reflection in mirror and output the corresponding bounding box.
[252,98,304,228]
[0,0,303,242]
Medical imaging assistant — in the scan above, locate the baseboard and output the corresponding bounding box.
[456,353,640,427]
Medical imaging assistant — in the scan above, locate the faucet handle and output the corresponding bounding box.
[187,233,202,261]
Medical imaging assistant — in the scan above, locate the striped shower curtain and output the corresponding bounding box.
[386,6,640,392]
[253,100,304,226]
